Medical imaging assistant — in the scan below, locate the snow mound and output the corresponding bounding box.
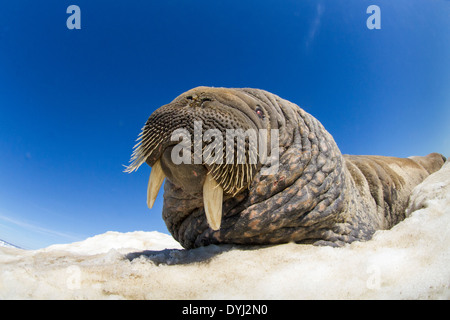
[1,162,449,299]
[41,231,182,255]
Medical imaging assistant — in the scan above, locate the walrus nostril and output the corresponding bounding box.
[200,97,212,108]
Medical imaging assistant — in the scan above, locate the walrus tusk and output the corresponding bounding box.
[203,173,223,230]
[147,159,165,209]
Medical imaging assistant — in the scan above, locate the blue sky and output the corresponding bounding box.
[0,0,449,249]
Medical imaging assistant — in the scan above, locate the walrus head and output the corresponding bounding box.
[126,87,347,248]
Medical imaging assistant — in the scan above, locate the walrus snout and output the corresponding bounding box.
[145,153,225,231]
[160,146,207,195]
[157,146,225,230]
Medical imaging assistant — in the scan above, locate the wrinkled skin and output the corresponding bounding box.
[128,87,446,249]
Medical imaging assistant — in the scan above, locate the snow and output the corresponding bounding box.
[1,162,449,299]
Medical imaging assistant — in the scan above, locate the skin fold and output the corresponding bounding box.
[127,87,446,249]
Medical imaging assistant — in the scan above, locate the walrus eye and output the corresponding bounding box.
[255,107,264,119]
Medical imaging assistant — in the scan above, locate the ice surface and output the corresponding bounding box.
[1,162,449,299]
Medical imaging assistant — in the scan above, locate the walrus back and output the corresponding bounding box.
[343,153,446,231]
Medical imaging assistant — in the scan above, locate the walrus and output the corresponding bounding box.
[126,87,446,249]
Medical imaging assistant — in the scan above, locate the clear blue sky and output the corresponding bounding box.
[0,0,449,249]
